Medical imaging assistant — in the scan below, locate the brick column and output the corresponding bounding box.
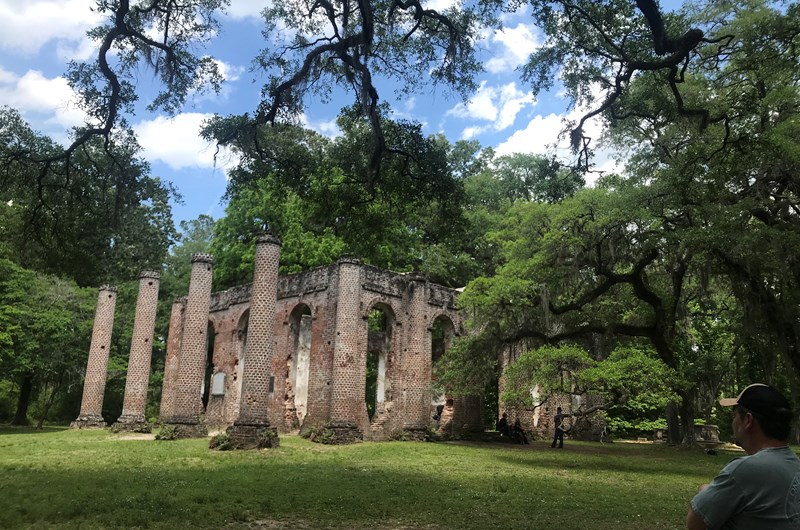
[158,298,185,422]
[71,285,117,429]
[326,258,365,443]
[113,270,161,433]
[226,234,281,449]
[403,274,431,432]
[165,253,214,438]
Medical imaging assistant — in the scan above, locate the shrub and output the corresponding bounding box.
[154,425,178,441]
[209,433,235,451]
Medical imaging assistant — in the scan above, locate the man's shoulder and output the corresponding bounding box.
[730,447,800,477]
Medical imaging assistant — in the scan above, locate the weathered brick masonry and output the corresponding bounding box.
[72,285,117,429]
[166,255,482,441]
[113,270,161,433]
[72,248,483,440]
[164,253,214,438]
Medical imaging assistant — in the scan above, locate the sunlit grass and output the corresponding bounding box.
[0,426,739,529]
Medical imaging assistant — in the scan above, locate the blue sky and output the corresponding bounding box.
[0,0,682,227]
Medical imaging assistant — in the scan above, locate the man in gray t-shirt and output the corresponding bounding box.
[687,384,800,529]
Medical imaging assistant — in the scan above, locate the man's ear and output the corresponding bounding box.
[742,411,756,431]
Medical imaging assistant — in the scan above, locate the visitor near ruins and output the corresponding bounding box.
[687,384,800,529]
[551,406,568,449]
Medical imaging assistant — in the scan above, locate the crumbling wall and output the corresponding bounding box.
[160,259,467,441]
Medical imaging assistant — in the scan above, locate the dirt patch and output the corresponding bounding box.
[114,433,156,441]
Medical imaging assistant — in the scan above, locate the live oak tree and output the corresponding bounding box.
[14,0,716,200]
[207,111,472,288]
[0,108,178,286]
[444,0,800,443]
[606,1,800,395]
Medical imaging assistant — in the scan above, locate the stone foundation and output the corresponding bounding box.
[70,414,107,429]
[110,415,152,433]
[225,423,280,449]
[314,420,363,444]
[166,422,208,439]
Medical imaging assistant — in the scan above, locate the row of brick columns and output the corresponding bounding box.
[72,270,162,431]
[72,235,443,443]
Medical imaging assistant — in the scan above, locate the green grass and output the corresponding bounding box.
[0,427,737,529]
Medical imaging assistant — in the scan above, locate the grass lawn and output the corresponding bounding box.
[0,427,740,529]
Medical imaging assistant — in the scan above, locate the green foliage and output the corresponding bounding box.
[0,108,178,286]
[154,425,179,441]
[0,258,96,424]
[207,113,479,288]
[500,344,678,418]
[208,432,234,451]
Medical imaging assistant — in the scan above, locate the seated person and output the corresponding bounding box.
[496,412,512,436]
[512,418,530,444]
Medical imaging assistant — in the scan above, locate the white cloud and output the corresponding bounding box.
[0,0,100,55]
[133,113,239,172]
[494,113,565,156]
[299,113,341,138]
[56,37,98,62]
[494,88,624,185]
[446,81,534,138]
[214,59,244,83]
[424,0,459,11]
[224,0,268,20]
[485,23,540,74]
[0,69,87,131]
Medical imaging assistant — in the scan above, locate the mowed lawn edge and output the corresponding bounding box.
[0,427,743,529]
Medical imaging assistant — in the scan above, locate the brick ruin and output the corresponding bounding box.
[73,236,484,443]
[497,343,606,442]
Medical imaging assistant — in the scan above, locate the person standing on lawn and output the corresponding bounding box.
[551,406,567,448]
[687,383,800,529]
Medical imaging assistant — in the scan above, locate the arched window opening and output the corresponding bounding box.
[431,316,455,420]
[288,304,312,427]
[201,321,216,410]
[366,306,392,420]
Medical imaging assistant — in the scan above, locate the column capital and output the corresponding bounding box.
[191,253,214,265]
[98,284,117,293]
[255,232,281,246]
[138,270,161,280]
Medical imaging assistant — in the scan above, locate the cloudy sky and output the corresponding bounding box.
[0,0,676,225]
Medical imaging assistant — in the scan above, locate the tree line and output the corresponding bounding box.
[1,0,798,444]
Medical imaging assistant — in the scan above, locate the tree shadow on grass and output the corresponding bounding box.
[0,424,68,435]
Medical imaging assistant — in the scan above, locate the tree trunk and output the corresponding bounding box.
[12,373,34,426]
[665,401,681,444]
[36,377,62,429]
[679,395,696,445]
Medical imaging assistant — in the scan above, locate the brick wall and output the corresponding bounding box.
[157,258,469,440]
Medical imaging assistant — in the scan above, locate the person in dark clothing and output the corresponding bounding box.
[551,407,568,448]
[496,412,512,436]
[512,418,530,444]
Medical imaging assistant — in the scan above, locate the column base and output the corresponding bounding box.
[70,414,107,429]
[219,423,280,450]
[110,415,152,433]
[311,420,363,445]
[161,422,208,439]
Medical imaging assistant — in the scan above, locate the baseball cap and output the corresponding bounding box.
[719,384,792,418]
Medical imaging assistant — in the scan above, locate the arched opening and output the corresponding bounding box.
[232,310,249,420]
[366,305,392,420]
[201,321,216,410]
[287,304,312,427]
[431,316,455,421]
